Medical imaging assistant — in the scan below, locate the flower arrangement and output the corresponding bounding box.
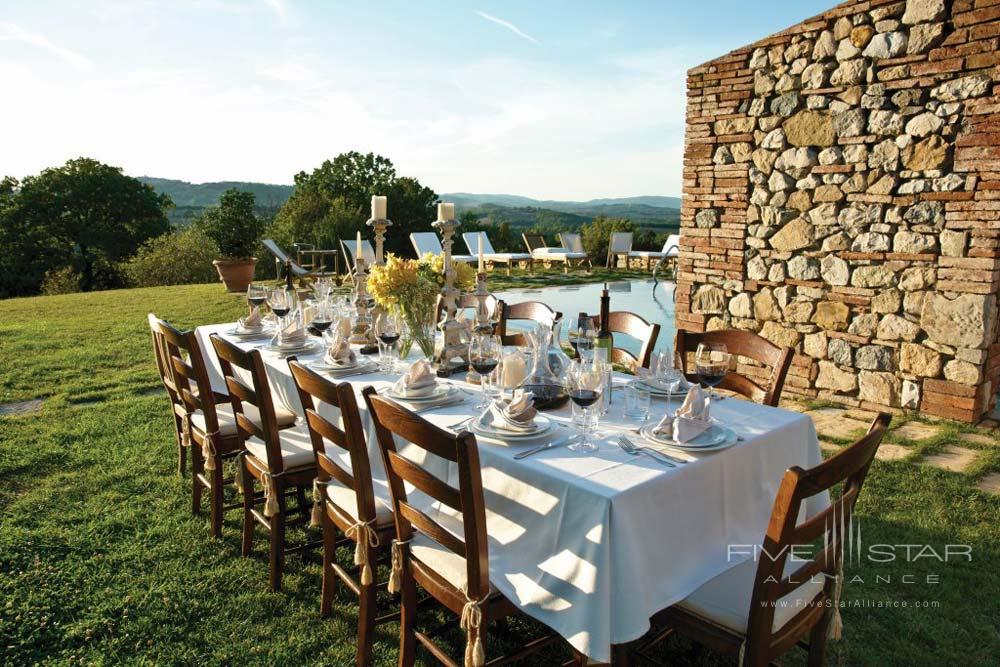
[367,253,475,357]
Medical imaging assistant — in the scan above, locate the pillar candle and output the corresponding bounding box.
[356,230,362,266]
[437,202,455,221]
[371,195,387,220]
[478,233,484,272]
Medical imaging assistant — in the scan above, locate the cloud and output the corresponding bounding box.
[0,22,93,70]
[264,0,288,23]
[475,11,537,44]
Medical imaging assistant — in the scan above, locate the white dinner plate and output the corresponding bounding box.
[636,377,690,396]
[310,359,378,375]
[263,339,321,354]
[638,422,736,451]
[384,384,459,404]
[227,325,272,339]
[471,410,553,440]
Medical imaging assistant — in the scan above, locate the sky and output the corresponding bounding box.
[0,0,833,200]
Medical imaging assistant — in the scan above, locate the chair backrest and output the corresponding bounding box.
[289,361,381,526]
[363,389,491,602]
[263,239,311,277]
[410,232,443,258]
[663,234,681,257]
[154,317,223,433]
[148,313,179,400]
[675,328,793,407]
[341,239,376,268]
[559,232,586,254]
[499,301,562,347]
[209,334,287,472]
[743,414,889,664]
[522,233,547,252]
[462,232,495,256]
[583,311,661,371]
[609,232,633,253]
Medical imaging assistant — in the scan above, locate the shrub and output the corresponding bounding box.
[40,266,82,295]
[123,227,220,287]
[197,189,265,259]
[580,216,634,261]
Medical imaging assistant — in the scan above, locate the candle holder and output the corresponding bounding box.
[464,271,496,385]
[432,217,468,377]
[366,217,393,266]
[350,256,378,354]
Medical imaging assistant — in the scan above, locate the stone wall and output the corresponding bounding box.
[676,0,1000,421]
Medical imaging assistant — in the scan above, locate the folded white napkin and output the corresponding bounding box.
[489,389,538,432]
[652,413,673,437]
[673,385,711,443]
[324,338,356,368]
[238,306,263,331]
[279,310,307,346]
[393,360,437,397]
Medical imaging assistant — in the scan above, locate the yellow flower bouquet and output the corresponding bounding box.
[368,253,475,358]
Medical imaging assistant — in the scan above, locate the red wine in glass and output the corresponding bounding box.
[569,388,601,408]
[271,307,290,318]
[378,333,400,346]
[248,296,267,308]
[697,368,727,388]
[471,356,499,375]
[312,319,332,333]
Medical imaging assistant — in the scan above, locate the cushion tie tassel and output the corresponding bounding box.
[181,418,192,448]
[201,433,217,472]
[737,641,746,667]
[387,539,410,594]
[233,453,245,494]
[261,472,280,517]
[344,519,379,586]
[310,479,326,528]
[828,563,844,640]
[459,591,488,667]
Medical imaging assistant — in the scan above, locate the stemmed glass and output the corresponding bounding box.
[655,349,685,405]
[247,283,268,316]
[376,312,402,372]
[695,342,731,407]
[567,359,603,452]
[572,314,597,362]
[469,333,502,409]
[267,287,291,329]
[311,299,333,335]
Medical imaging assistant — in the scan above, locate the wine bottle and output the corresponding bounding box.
[596,282,613,361]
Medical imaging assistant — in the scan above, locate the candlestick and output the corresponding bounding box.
[349,255,378,354]
[366,214,393,267]
[371,195,387,220]
[432,214,467,376]
[478,233,484,272]
[437,202,455,222]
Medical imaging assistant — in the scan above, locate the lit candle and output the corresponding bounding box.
[437,202,455,221]
[356,230,362,266]
[371,195,387,220]
[478,233,484,272]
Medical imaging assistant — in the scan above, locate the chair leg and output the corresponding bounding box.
[506,261,512,277]
[320,513,337,618]
[241,464,254,557]
[175,415,186,477]
[268,489,287,592]
[808,614,830,666]
[357,561,377,666]
[191,447,204,516]
[398,563,418,667]
[210,459,224,538]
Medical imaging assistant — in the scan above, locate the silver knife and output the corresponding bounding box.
[514,436,579,460]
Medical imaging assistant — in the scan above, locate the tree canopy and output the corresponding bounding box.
[0,158,172,296]
[270,152,437,256]
[196,188,265,259]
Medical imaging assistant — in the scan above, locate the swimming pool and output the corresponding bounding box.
[495,279,676,356]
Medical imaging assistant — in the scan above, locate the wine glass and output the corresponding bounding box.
[574,314,596,362]
[469,334,502,409]
[311,299,333,336]
[654,348,685,405]
[567,359,603,452]
[375,312,401,372]
[247,283,268,315]
[695,342,731,407]
[267,287,291,328]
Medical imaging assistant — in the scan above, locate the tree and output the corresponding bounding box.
[271,152,437,258]
[196,189,265,259]
[580,215,634,260]
[0,158,172,296]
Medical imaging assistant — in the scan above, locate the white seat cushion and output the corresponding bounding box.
[409,532,496,594]
[531,248,588,259]
[244,423,315,469]
[190,402,297,436]
[629,250,665,259]
[486,253,532,261]
[677,557,826,634]
[325,478,393,525]
[451,254,476,263]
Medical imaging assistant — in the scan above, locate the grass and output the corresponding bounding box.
[1,274,999,665]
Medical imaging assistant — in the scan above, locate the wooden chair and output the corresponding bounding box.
[263,238,315,283]
[155,317,297,537]
[411,231,476,263]
[579,311,661,372]
[497,300,562,347]
[461,232,534,276]
[637,414,890,666]
[340,238,377,283]
[289,362,395,666]
[210,335,319,590]
[362,389,585,667]
[522,233,590,273]
[148,313,190,476]
[606,232,633,269]
[675,329,793,407]
[557,232,594,270]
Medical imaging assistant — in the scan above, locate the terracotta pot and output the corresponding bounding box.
[213,257,257,293]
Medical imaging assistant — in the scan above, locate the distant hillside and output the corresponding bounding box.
[137,177,293,209]
[444,192,681,221]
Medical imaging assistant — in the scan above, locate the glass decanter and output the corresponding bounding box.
[519,323,569,410]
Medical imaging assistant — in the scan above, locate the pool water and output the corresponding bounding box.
[495,279,677,357]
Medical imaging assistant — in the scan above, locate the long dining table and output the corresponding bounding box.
[195,322,828,664]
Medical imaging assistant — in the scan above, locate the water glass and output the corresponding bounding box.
[597,362,613,416]
[624,383,652,422]
[482,364,503,406]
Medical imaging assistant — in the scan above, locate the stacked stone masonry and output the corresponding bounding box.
[677,0,1000,421]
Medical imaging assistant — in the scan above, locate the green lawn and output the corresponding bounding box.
[1,276,998,665]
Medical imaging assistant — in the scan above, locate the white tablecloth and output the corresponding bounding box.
[195,323,827,662]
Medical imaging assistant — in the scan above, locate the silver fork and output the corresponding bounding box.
[617,436,677,468]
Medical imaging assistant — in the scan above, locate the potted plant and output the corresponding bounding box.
[198,188,266,292]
